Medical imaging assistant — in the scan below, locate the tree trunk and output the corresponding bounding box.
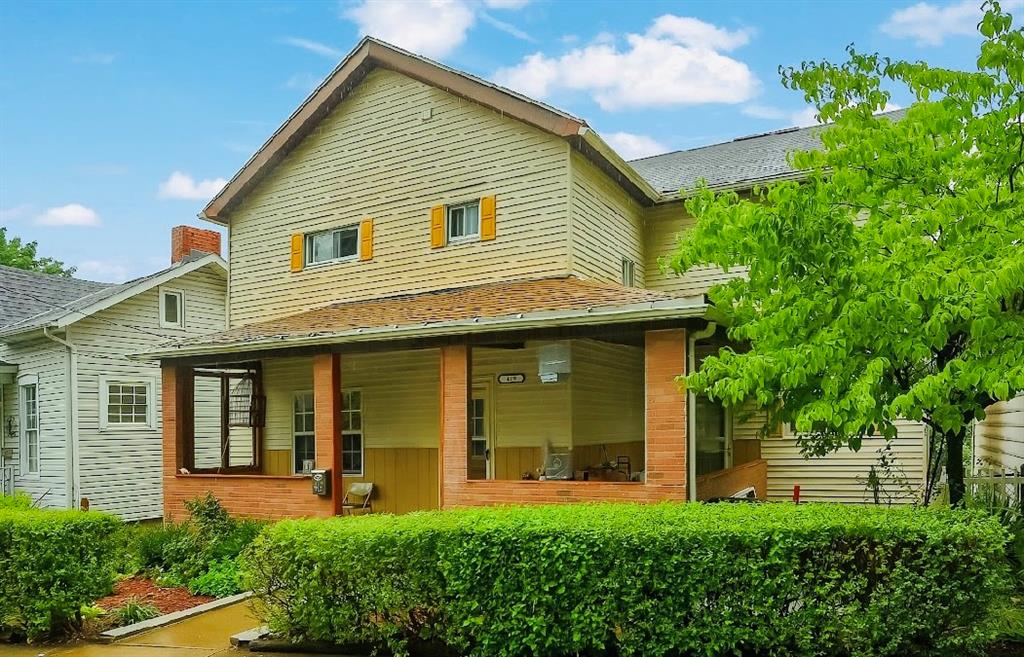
[944,427,967,507]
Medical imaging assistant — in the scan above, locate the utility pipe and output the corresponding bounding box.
[43,326,79,510]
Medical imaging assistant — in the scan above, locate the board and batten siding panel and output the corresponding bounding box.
[227,68,573,328]
[643,201,746,297]
[73,264,226,520]
[568,151,646,286]
[974,395,1024,471]
[0,339,68,509]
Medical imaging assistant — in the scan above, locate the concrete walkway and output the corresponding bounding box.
[5,602,307,657]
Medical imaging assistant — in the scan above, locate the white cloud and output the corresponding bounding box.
[604,132,669,160]
[280,36,342,59]
[880,0,1021,46]
[0,204,31,221]
[479,11,535,42]
[284,72,320,92]
[34,203,101,227]
[72,52,116,65]
[484,0,530,8]
[493,15,758,110]
[344,0,476,59]
[740,104,788,121]
[76,259,132,282]
[742,102,904,128]
[158,171,228,201]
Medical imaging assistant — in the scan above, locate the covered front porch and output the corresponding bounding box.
[153,277,765,520]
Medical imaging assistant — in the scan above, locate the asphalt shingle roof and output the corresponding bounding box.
[0,251,214,333]
[166,275,691,351]
[628,109,907,196]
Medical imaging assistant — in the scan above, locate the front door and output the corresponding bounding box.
[467,381,492,480]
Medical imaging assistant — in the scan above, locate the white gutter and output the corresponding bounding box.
[43,326,79,510]
[133,299,708,361]
[687,321,717,501]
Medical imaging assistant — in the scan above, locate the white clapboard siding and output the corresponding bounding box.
[0,338,69,509]
[643,200,746,297]
[975,395,1024,471]
[569,152,646,287]
[227,68,574,328]
[73,263,226,520]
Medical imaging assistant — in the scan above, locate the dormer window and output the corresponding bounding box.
[305,226,359,266]
[447,200,480,242]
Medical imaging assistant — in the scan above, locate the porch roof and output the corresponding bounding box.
[137,276,706,360]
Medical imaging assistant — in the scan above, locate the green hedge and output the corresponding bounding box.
[243,503,1009,657]
[0,505,120,640]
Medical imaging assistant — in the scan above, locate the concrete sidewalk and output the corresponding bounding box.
[5,602,306,657]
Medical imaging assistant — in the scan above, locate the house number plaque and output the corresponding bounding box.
[497,373,526,385]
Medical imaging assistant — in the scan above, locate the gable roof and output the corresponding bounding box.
[138,275,705,360]
[0,252,226,339]
[201,37,659,223]
[631,109,908,199]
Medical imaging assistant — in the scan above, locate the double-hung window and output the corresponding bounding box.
[341,390,363,475]
[446,200,480,242]
[621,258,637,287]
[100,378,155,430]
[305,225,358,266]
[18,377,39,475]
[293,392,316,474]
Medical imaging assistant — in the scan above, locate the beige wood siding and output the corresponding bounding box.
[227,68,573,328]
[72,264,226,520]
[643,200,745,296]
[568,151,645,286]
[735,408,928,503]
[975,396,1024,471]
[0,338,68,509]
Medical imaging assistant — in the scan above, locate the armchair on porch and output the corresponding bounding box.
[341,482,374,515]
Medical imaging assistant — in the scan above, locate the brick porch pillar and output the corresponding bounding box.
[313,353,343,514]
[162,362,194,521]
[439,344,470,508]
[644,329,687,495]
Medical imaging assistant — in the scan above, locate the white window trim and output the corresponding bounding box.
[99,376,156,431]
[342,387,364,476]
[621,257,637,287]
[159,287,185,329]
[304,224,361,268]
[17,373,39,477]
[445,199,481,244]
[292,390,316,475]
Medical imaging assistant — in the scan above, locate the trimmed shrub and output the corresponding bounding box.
[0,506,120,640]
[243,503,1009,657]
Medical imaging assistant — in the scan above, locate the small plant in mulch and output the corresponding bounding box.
[110,598,160,626]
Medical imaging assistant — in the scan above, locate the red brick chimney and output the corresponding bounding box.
[171,225,221,264]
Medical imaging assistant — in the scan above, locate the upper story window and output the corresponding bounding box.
[306,226,358,266]
[447,200,480,242]
[160,288,184,329]
[621,258,637,287]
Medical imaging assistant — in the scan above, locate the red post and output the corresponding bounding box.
[792,484,801,504]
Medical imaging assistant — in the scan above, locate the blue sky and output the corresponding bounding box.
[0,0,994,281]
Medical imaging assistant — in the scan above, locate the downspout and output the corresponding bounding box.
[43,326,79,510]
[687,321,717,501]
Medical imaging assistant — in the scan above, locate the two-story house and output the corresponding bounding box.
[142,39,926,521]
[0,227,226,520]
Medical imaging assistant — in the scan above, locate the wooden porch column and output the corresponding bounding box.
[439,344,470,508]
[162,362,193,521]
[644,329,687,496]
[313,353,343,515]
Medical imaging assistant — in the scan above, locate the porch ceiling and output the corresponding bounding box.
[135,276,706,360]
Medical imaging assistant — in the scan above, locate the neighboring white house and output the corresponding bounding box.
[0,226,226,520]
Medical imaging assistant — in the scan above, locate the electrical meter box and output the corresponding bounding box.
[311,469,331,497]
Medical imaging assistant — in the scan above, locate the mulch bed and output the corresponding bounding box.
[95,577,214,615]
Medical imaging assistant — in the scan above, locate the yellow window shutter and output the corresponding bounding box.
[359,218,374,261]
[290,234,304,272]
[430,205,445,248]
[480,195,496,241]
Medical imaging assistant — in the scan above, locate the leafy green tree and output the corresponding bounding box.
[670,0,1024,506]
[0,226,75,276]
